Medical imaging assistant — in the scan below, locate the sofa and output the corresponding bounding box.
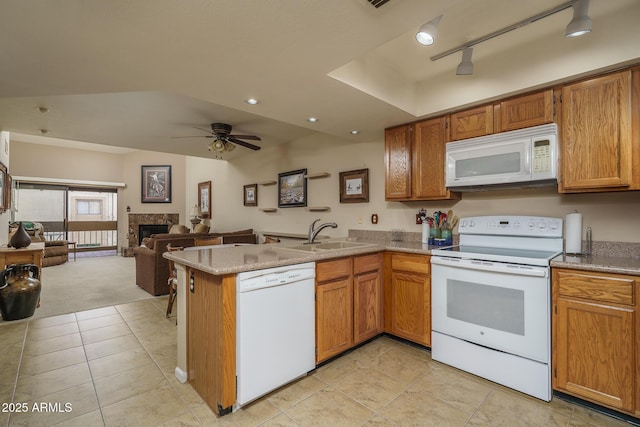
[133,228,257,296]
[9,222,69,267]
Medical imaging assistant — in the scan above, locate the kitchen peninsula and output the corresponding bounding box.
[165,238,640,419]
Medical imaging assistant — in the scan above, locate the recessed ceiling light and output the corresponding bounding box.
[350,130,359,135]
[246,98,259,105]
[307,117,318,123]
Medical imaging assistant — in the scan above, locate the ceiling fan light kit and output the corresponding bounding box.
[427,0,592,76]
[174,122,261,154]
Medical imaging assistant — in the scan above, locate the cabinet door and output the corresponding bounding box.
[354,269,382,344]
[187,270,236,414]
[449,105,493,141]
[560,71,632,191]
[390,270,430,346]
[316,278,353,363]
[384,125,412,200]
[413,117,455,200]
[497,89,554,132]
[554,297,635,412]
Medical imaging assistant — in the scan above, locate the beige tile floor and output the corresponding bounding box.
[0,298,636,427]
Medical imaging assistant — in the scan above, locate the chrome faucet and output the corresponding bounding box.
[308,219,338,244]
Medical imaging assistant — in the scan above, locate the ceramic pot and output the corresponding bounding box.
[9,222,32,249]
[0,264,41,321]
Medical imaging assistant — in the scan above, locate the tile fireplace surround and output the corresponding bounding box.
[123,213,179,256]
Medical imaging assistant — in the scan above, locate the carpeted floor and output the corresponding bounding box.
[0,255,155,324]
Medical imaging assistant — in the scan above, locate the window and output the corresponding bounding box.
[77,199,102,215]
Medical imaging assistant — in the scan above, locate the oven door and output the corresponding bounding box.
[431,256,550,363]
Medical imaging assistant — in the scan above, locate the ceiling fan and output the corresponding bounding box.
[173,123,261,153]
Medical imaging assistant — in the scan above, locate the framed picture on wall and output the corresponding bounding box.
[141,165,172,203]
[243,184,257,206]
[339,168,369,203]
[198,181,212,218]
[278,168,307,208]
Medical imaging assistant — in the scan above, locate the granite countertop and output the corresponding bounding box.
[164,237,640,277]
[163,238,437,275]
[551,253,640,276]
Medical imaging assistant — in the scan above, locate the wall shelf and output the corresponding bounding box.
[307,206,331,212]
[259,208,277,212]
[259,180,277,186]
[304,172,330,179]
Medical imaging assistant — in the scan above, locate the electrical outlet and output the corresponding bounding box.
[416,214,423,224]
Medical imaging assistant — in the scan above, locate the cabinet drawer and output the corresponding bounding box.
[390,253,430,275]
[555,269,635,305]
[317,257,352,283]
[354,253,380,275]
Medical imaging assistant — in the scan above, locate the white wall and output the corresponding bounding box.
[186,134,640,243]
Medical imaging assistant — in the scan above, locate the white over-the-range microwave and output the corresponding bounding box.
[445,123,558,190]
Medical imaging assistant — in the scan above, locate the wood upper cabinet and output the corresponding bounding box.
[449,104,493,141]
[384,252,431,346]
[559,70,634,192]
[496,89,554,132]
[384,125,412,199]
[552,268,638,415]
[316,257,353,363]
[353,253,383,344]
[385,118,458,201]
[449,90,555,141]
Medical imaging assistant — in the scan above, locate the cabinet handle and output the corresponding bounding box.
[189,273,195,293]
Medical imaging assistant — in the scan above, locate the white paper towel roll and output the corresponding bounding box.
[565,212,583,254]
[422,222,430,244]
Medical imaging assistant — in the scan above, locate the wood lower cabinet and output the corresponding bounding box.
[316,253,383,363]
[559,70,635,192]
[186,269,236,415]
[353,253,383,344]
[384,252,431,346]
[552,268,638,416]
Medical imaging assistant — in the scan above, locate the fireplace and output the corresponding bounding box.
[123,213,179,256]
[138,224,169,245]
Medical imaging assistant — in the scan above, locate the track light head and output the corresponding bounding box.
[456,47,474,75]
[565,0,592,37]
[416,15,443,46]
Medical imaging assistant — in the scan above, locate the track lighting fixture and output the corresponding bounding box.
[429,1,592,76]
[415,15,443,46]
[565,0,592,37]
[456,47,474,75]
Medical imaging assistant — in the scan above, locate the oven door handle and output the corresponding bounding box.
[431,256,548,277]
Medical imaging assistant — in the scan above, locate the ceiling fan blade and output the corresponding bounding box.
[170,135,214,139]
[193,126,214,134]
[228,136,261,150]
[230,134,261,141]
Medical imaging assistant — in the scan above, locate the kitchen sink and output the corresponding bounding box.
[276,241,376,254]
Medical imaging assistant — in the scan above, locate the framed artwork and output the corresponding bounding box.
[243,184,257,206]
[0,162,5,213]
[198,181,212,219]
[4,173,11,212]
[278,168,307,208]
[339,168,369,203]
[141,165,172,203]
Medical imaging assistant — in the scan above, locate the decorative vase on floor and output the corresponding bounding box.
[0,264,41,321]
[8,222,32,249]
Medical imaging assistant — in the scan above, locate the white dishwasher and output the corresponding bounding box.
[235,262,316,408]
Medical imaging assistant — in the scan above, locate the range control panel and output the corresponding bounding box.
[458,215,563,238]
